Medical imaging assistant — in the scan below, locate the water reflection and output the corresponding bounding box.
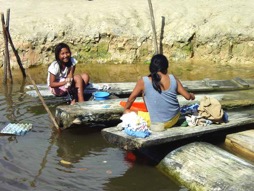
[52,129,133,190]
[0,80,26,124]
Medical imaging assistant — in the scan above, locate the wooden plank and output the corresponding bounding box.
[25,78,254,100]
[101,111,254,150]
[25,82,137,99]
[225,129,254,160]
[157,142,254,191]
[233,77,250,88]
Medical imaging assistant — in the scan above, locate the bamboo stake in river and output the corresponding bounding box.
[1,8,60,131]
[147,0,159,54]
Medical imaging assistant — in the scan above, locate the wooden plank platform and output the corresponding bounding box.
[157,142,254,191]
[25,78,254,101]
[101,111,254,150]
[225,129,254,160]
[55,90,254,129]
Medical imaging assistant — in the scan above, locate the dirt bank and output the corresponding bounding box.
[1,0,254,68]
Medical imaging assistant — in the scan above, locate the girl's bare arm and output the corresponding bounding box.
[49,73,67,88]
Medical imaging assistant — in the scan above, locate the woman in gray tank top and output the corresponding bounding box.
[124,54,195,128]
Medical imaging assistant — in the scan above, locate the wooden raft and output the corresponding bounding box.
[225,129,254,160]
[157,142,254,191]
[101,111,254,150]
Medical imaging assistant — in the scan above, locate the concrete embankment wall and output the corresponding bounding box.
[1,0,254,68]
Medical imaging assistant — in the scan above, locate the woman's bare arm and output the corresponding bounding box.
[124,78,144,113]
[176,77,195,100]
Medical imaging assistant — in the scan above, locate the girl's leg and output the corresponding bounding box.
[81,73,89,86]
[73,75,85,102]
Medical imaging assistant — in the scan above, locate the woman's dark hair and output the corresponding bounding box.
[149,54,169,93]
[54,43,72,67]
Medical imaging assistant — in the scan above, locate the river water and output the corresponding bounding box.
[0,62,254,191]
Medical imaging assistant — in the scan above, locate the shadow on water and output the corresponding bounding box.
[134,122,254,167]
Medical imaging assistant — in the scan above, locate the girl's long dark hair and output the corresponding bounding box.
[54,43,72,68]
[149,54,168,93]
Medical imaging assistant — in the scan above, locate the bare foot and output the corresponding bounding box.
[70,99,76,105]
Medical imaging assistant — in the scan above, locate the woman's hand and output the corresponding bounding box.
[189,92,195,100]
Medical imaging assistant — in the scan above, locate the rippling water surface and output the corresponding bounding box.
[1,62,254,191]
[0,83,179,191]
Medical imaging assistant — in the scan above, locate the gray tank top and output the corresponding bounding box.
[143,74,180,122]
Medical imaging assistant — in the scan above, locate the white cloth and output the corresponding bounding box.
[120,112,149,132]
[185,115,213,127]
[47,57,77,86]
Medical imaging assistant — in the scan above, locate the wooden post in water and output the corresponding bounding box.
[5,9,13,82]
[1,10,13,84]
[1,13,9,84]
[4,10,26,78]
[5,9,26,78]
[4,27,26,78]
[147,0,158,54]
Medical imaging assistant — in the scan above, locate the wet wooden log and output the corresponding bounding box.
[225,129,254,160]
[157,142,254,191]
[101,111,254,150]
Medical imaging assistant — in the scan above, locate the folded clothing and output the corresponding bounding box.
[124,128,151,138]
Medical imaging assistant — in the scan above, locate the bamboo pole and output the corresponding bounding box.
[147,0,158,54]
[3,9,58,131]
[1,13,8,84]
[4,26,26,78]
[4,9,26,78]
[27,73,60,131]
[159,16,165,54]
[5,9,13,83]
[6,9,10,27]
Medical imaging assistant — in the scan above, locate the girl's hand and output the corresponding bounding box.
[66,78,73,83]
[65,78,72,88]
[65,82,71,88]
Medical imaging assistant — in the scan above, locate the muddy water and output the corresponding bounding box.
[0,61,254,191]
[11,61,254,84]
